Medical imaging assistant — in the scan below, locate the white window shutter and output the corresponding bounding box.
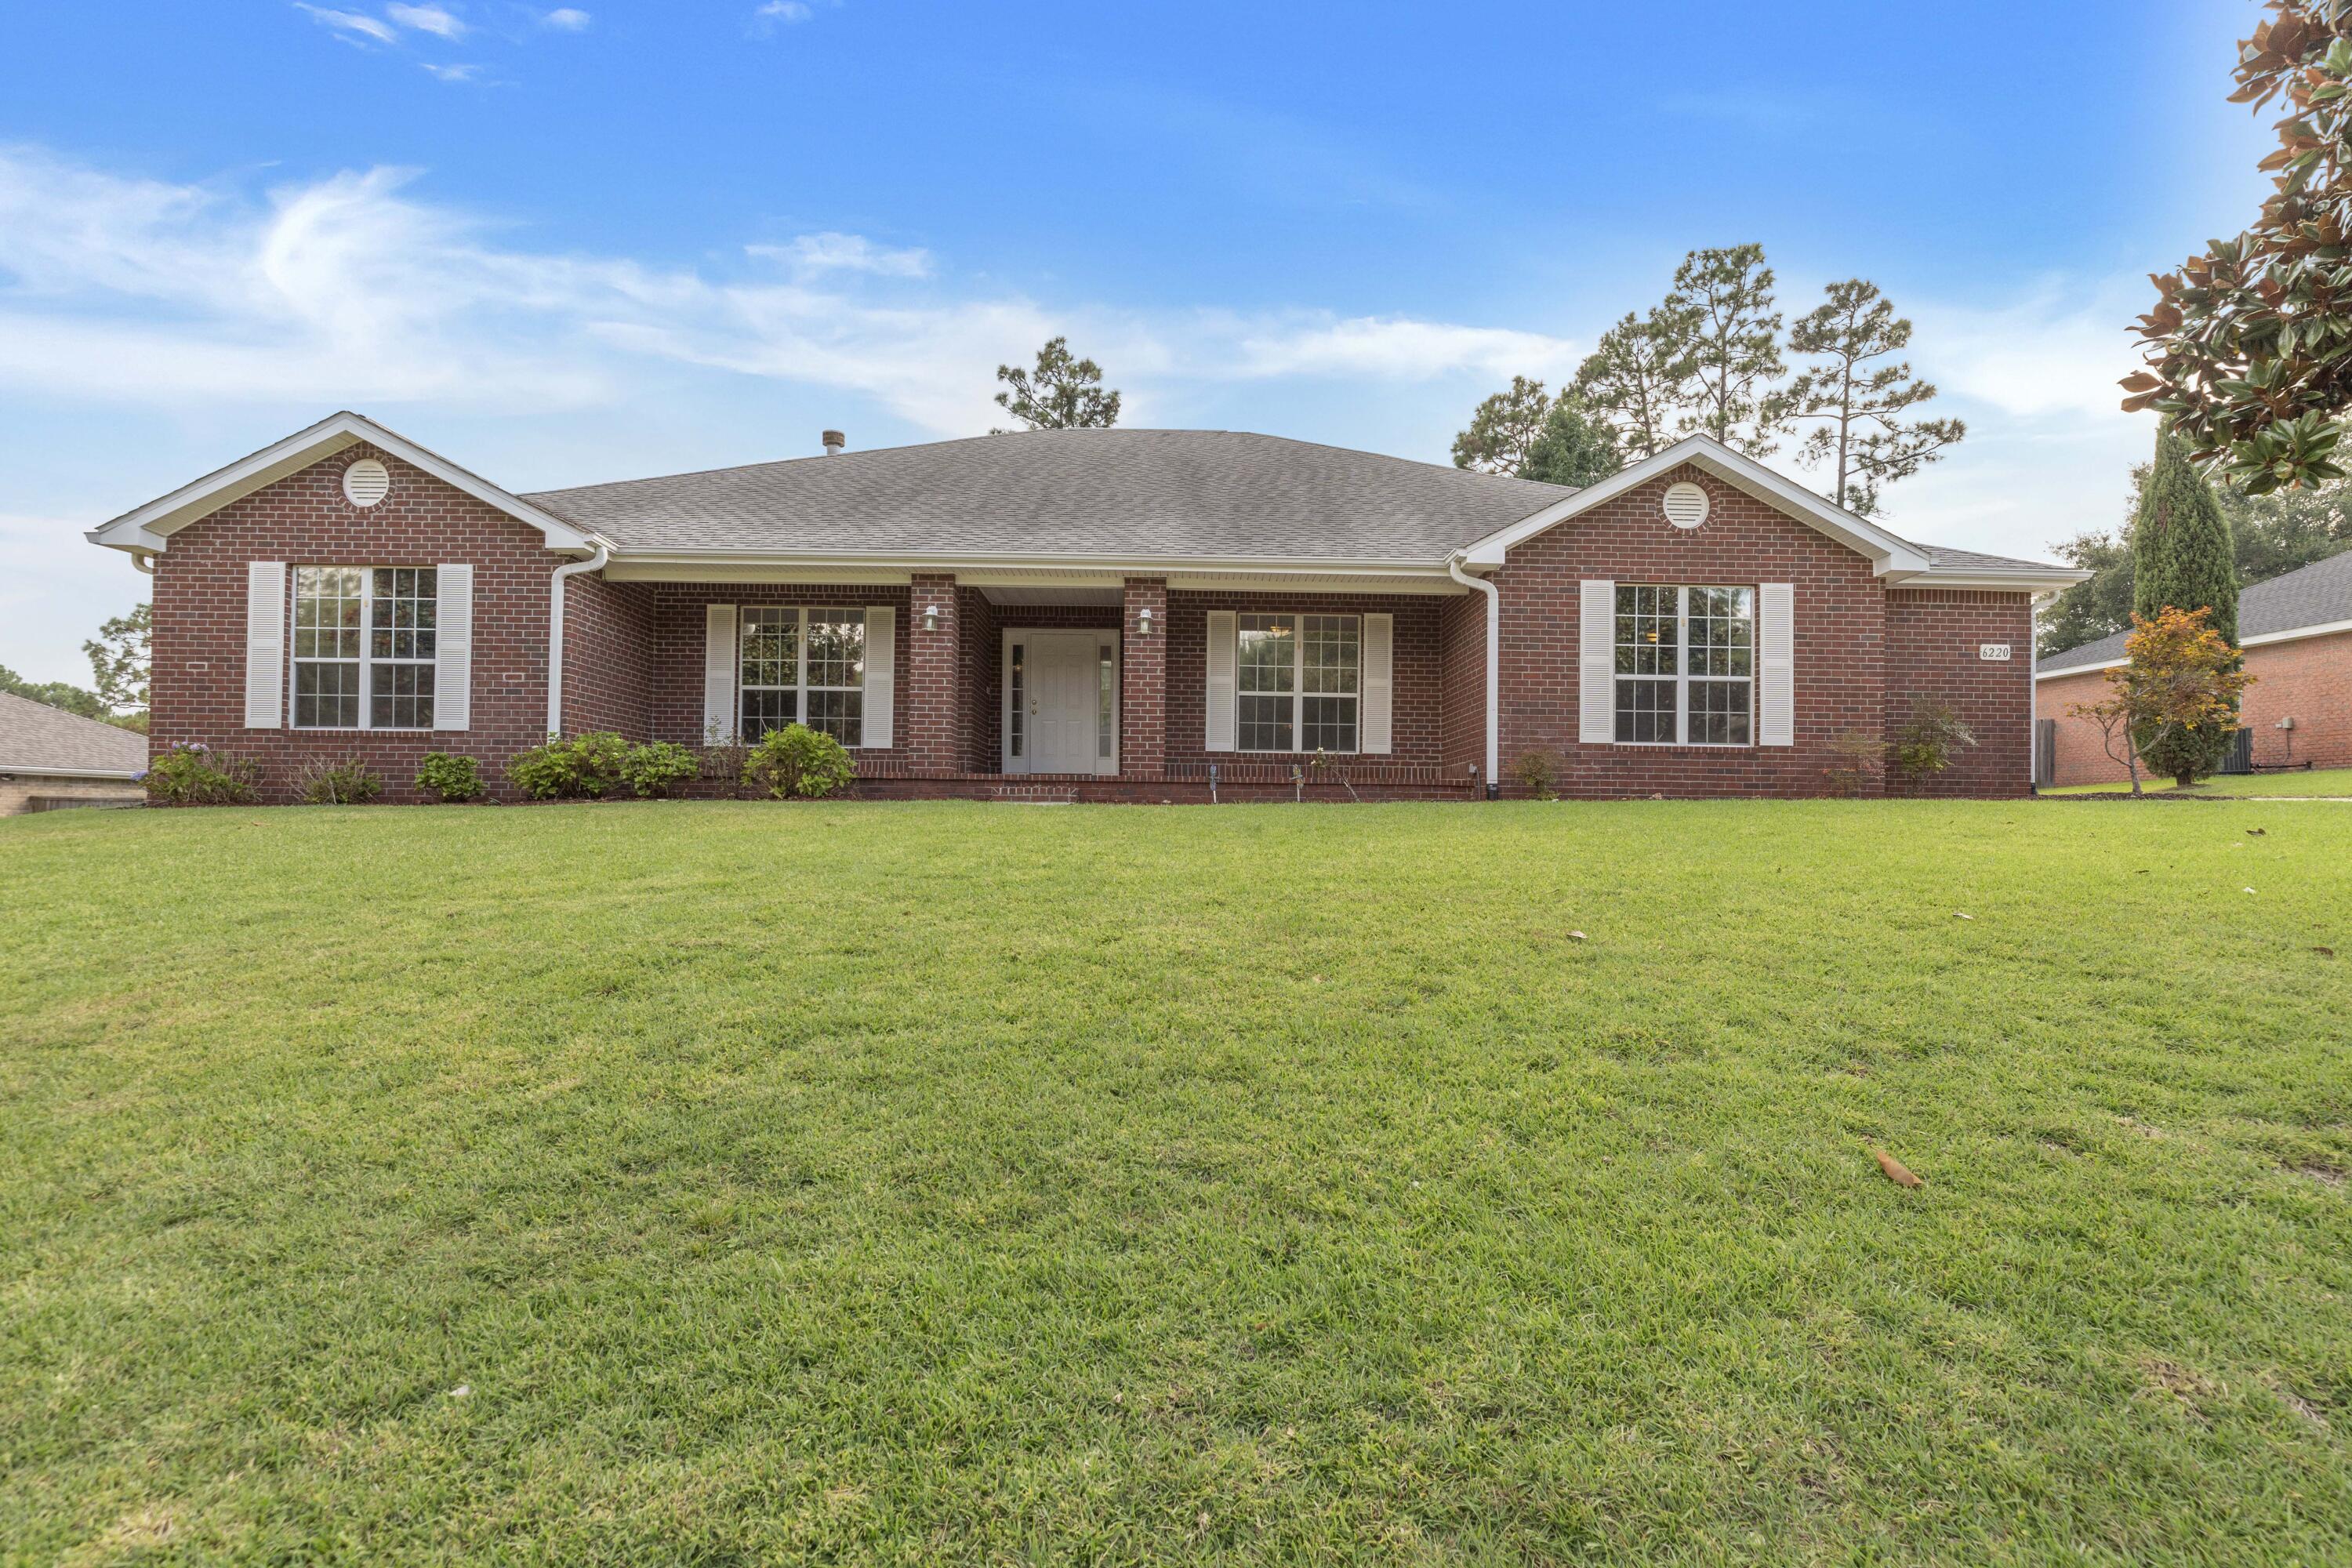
[862,606,894,749]
[244,561,285,728]
[1759,582,1795,746]
[433,564,473,731]
[702,604,738,744]
[1360,612,1393,754]
[1204,610,1237,751]
[1578,579,1615,744]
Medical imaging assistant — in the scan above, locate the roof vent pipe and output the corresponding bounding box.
[822,430,846,456]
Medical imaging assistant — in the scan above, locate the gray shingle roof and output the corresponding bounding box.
[2040,547,2352,673]
[524,429,1579,561]
[0,691,147,775]
[521,426,2067,577]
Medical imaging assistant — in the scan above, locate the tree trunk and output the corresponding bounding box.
[2175,770,2196,790]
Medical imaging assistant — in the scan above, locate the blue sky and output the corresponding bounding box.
[0,0,2277,684]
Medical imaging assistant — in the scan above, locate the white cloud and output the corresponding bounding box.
[0,147,1584,437]
[386,2,466,38]
[294,4,398,45]
[540,7,591,29]
[753,1,814,29]
[421,62,482,82]
[751,232,932,278]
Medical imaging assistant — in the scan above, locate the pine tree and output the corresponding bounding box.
[2130,431,2241,786]
[1450,376,1556,474]
[1521,393,1623,487]
[1573,307,1696,461]
[1786,280,1964,517]
[993,337,1120,431]
[1666,244,1792,456]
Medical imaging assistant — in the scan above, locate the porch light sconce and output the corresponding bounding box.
[923,604,942,632]
[1137,605,1156,636]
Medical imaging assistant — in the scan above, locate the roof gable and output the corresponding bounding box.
[1457,435,1933,575]
[85,412,593,557]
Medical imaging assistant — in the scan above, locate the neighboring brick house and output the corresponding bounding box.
[87,411,2083,803]
[2036,550,2352,786]
[0,691,146,815]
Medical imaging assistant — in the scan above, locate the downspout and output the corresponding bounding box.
[1446,552,1501,800]
[130,550,157,575]
[545,542,611,736]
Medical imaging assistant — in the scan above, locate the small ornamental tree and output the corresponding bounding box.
[2069,607,2256,795]
[2132,435,2242,781]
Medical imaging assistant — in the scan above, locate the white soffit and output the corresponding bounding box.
[86,410,594,556]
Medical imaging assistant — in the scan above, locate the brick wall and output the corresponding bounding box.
[1121,579,1169,779]
[1884,590,2033,797]
[1493,463,1889,797]
[2038,629,2352,785]
[1437,590,1486,779]
[148,445,566,803]
[561,573,655,739]
[1162,589,1446,769]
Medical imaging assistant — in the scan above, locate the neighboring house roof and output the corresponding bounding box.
[524,428,1569,564]
[85,410,593,558]
[2038,547,2352,677]
[0,692,147,779]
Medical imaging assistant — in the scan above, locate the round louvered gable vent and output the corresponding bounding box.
[1661,481,1709,529]
[343,459,390,508]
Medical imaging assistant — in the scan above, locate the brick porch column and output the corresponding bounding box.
[904,572,963,774]
[1120,576,1167,779]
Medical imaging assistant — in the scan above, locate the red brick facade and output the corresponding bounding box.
[2038,628,2352,786]
[141,450,2042,803]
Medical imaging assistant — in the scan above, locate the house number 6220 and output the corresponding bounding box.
[1978,644,2012,661]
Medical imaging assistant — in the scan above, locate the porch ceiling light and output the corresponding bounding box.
[924,604,942,631]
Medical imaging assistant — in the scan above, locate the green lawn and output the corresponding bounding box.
[5,800,2350,1565]
[2044,765,2352,798]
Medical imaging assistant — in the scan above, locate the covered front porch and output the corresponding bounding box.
[571,566,1490,801]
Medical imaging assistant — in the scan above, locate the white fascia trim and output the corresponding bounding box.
[597,550,1461,582]
[1886,569,2094,593]
[85,410,594,556]
[1458,434,1933,575]
[0,764,143,780]
[2033,615,2352,681]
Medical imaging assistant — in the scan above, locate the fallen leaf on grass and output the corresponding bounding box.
[1566,931,1588,942]
[2314,946,2336,957]
[2245,887,2258,895]
[1953,912,1973,920]
[447,1385,471,1399]
[1870,1148,1925,1188]
[2247,827,2267,837]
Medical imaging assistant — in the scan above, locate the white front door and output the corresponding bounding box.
[1006,630,1116,775]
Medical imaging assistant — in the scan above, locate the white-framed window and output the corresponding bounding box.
[291,566,437,729]
[739,607,865,746]
[1237,612,1359,752]
[1613,585,1752,745]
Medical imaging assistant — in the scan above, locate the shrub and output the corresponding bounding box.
[621,741,700,800]
[506,732,630,800]
[416,751,485,803]
[298,757,382,805]
[143,741,261,806]
[1893,699,1977,776]
[1508,749,1560,800]
[742,724,855,800]
[1823,730,1887,797]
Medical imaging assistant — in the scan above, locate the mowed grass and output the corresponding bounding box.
[2044,765,2352,798]
[4,800,2350,1566]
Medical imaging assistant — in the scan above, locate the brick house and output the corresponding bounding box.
[87,412,2083,803]
[2035,549,2352,786]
